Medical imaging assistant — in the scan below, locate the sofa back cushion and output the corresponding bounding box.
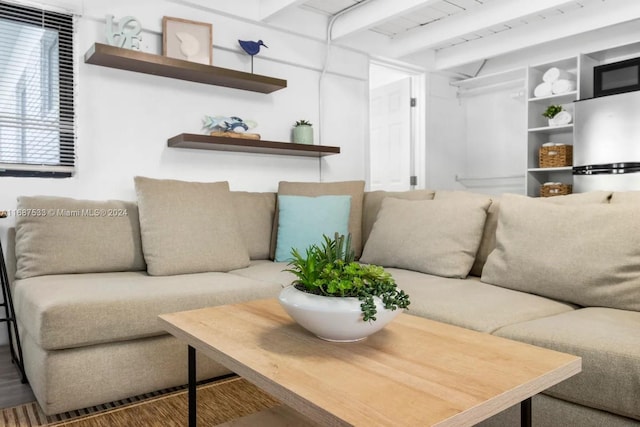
[433,191,498,277]
[271,181,365,258]
[14,196,146,279]
[541,190,612,205]
[609,191,640,203]
[362,189,435,247]
[230,191,276,260]
[135,177,249,276]
[481,193,640,311]
[360,196,491,278]
[441,190,612,277]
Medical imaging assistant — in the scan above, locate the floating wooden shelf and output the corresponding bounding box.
[84,43,287,94]
[168,134,340,157]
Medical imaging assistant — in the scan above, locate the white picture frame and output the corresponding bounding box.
[162,16,212,65]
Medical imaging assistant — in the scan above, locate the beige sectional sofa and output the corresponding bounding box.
[5,178,640,426]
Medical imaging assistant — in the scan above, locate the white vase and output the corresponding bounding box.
[278,285,402,342]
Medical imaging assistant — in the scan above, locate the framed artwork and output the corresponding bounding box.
[162,16,212,65]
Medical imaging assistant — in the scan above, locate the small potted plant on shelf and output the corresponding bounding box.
[542,105,564,126]
[292,119,313,145]
[279,233,410,342]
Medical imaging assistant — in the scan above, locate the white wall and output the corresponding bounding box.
[458,85,526,195]
[425,75,526,194]
[0,0,369,345]
[369,63,412,89]
[425,77,522,194]
[424,73,465,190]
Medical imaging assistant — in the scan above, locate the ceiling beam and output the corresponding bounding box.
[331,0,438,40]
[434,0,640,70]
[259,0,307,21]
[390,0,576,58]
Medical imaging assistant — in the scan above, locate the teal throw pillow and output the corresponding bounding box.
[274,195,351,262]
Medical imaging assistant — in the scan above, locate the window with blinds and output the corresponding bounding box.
[0,1,75,177]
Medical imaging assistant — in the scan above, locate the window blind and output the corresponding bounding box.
[0,1,75,177]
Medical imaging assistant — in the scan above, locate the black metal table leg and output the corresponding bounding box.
[188,345,197,427]
[521,397,532,427]
[0,237,27,383]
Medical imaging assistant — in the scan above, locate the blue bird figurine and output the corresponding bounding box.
[238,39,268,73]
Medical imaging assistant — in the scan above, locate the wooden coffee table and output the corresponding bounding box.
[159,299,581,427]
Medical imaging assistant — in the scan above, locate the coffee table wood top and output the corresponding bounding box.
[159,299,581,427]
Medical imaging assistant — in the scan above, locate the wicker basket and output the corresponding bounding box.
[540,183,572,197]
[539,145,573,168]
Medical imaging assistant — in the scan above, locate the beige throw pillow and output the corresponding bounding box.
[134,177,249,276]
[271,181,365,258]
[433,190,498,277]
[434,191,613,277]
[362,189,435,247]
[542,190,612,205]
[15,196,146,279]
[481,194,640,311]
[360,197,491,278]
[610,191,640,203]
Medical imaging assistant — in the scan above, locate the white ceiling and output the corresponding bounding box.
[301,0,599,50]
[202,0,640,72]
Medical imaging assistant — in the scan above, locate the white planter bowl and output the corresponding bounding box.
[278,285,402,342]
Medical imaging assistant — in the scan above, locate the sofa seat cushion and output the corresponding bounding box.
[386,268,576,333]
[229,260,294,288]
[13,271,281,350]
[494,307,640,421]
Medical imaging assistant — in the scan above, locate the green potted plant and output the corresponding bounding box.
[279,233,410,342]
[292,119,313,145]
[542,105,563,126]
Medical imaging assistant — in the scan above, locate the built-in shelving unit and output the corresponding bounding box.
[452,42,640,197]
[84,43,287,94]
[168,134,340,157]
[525,56,580,197]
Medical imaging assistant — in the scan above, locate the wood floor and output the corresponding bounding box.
[0,344,35,409]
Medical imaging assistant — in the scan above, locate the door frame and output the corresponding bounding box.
[368,58,426,190]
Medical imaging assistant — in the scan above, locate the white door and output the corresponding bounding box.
[370,77,412,191]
